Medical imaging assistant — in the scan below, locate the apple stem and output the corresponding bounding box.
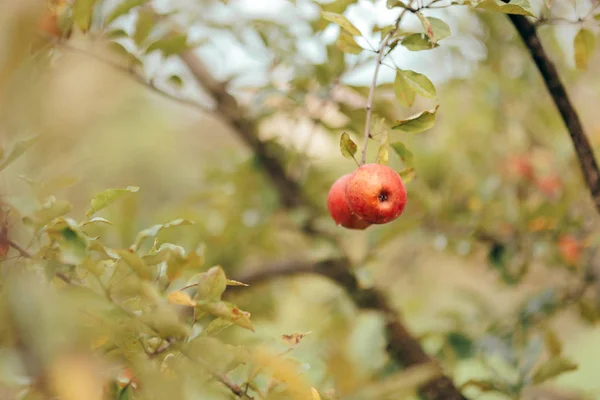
[360,4,413,166]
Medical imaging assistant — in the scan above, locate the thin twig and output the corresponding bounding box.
[180,350,253,399]
[360,5,412,165]
[7,239,32,259]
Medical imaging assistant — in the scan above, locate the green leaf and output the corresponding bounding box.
[118,384,134,400]
[197,301,254,332]
[447,331,474,358]
[336,31,363,54]
[73,0,99,32]
[399,168,416,183]
[392,105,438,133]
[401,33,439,51]
[0,136,38,172]
[146,33,190,57]
[376,128,389,166]
[106,0,150,25]
[45,219,89,264]
[391,142,414,167]
[543,328,562,358]
[85,186,139,218]
[400,69,436,98]
[340,132,358,160]
[107,29,128,39]
[472,0,535,17]
[195,266,227,302]
[142,302,191,338]
[394,71,416,107]
[134,10,154,46]
[326,43,347,78]
[133,218,194,250]
[416,12,435,43]
[321,11,361,36]
[574,29,595,70]
[386,0,408,8]
[459,380,501,393]
[428,17,451,42]
[531,356,578,384]
[320,0,355,14]
[116,249,152,280]
[152,243,197,281]
[201,318,234,336]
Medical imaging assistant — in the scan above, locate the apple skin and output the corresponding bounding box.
[537,175,562,198]
[558,235,582,265]
[327,174,371,230]
[508,155,535,181]
[345,163,407,224]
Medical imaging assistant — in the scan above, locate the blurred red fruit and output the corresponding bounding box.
[327,174,371,230]
[558,235,582,265]
[345,163,407,224]
[508,155,535,181]
[537,175,562,198]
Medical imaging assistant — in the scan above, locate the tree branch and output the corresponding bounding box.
[53,39,212,114]
[7,238,33,259]
[51,35,306,210]
[503,8,600,214]
[179,52,308,210]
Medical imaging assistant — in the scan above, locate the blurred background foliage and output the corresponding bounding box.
[1,0,600,399]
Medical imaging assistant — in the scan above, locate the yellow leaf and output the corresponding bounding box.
[197,301,254,331]
[399,168,416,183]
[252,346,313,400]
[322,11,361,36]
[48,354,104,400]
[574,29,595,70]
[311,387,322,400]
[167,291,197,307]
[90,335,108,351]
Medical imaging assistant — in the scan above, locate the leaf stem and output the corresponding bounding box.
[360,5,413,165]
[7,239,32,259]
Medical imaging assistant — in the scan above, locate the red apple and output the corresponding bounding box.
[537,175,562,198]
[558,235,582,265]
[345,163,407,224]
[508,155,535,181]
[327,174,371,230]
